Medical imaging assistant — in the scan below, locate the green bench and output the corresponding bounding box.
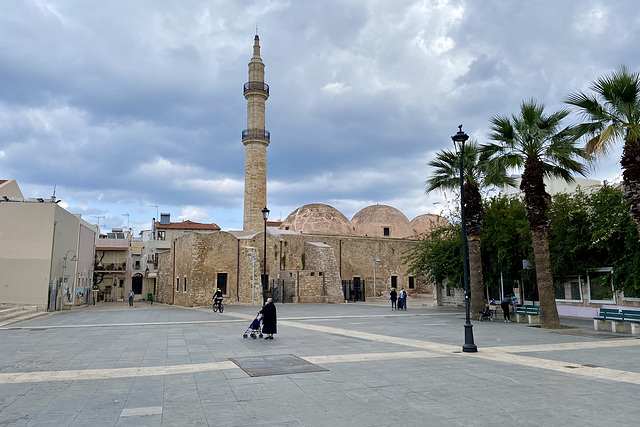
[593,308,640,334]
[515,305,540,324]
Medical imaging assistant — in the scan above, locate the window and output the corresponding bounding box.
[158,231,166,241]
[383,227,390,236]
[217,273,228,294]
[176,277,180,292]
[555,277,582,301]
[588,269,614,303]
[408,276,415,289]
[184,277,187,292]
[391,276,398,288]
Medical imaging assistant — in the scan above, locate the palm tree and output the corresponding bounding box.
[427,140,514,316]
[565,66,640,237]
[484,99,587,328]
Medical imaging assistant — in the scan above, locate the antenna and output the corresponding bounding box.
[256,24,258,35]
[91,215,105,230]
[52,184,56,198]
[122,213,130,230]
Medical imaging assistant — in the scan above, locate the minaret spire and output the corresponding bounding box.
[242,35,270,232]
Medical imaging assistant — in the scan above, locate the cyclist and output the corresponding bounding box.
[213,288,223,309]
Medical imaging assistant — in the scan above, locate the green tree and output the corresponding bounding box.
[481,195,532,296]
[484,99,588,328]
[548,185,640,296]
[566,66,640,237]
[426,141,514,316]
[405,224,462,290]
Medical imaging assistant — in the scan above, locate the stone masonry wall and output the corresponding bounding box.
[157,249,172,304]
[278,233,430,298]
[296,271,326,303]
[157,229,435,307]
[304,241,343,303]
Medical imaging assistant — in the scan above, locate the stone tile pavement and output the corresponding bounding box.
[0,299,639,426]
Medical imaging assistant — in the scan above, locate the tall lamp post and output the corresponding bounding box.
[262,206,270,304]
[60,250,77,311]
[452,125,477,353]
[373,256,381,300]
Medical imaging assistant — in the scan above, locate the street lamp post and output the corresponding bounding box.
[60,250,77,311]
[262,206,270,304]
[373,257,381,300]
[452,124,477,353]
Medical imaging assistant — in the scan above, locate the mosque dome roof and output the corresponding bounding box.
[410,214,450,237]
[351,204,413,238]
[280,203,354,235]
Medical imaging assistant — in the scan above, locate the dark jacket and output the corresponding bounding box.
[390,290,397,301]
[260,302,277,334]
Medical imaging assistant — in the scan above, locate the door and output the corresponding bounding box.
[132,274,143,294]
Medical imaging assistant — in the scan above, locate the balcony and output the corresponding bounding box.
[94,262,127,272]
[243,81,269,95]
[242,129,270,142]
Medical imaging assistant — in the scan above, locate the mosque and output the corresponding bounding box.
[155,35,448,306]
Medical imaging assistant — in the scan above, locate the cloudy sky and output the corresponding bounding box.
[2,0,639,233]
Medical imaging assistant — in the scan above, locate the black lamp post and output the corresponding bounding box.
[452,125,478,353]
[262,206,270,304]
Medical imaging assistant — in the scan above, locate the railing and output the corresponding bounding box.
[242,129,270,141]
[243,81,269,94]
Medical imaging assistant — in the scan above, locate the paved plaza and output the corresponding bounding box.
[0,300,639,426]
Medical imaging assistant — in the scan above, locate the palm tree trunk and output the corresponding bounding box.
[621,138,640,239]
[467,236,484,315]
[530,229,561,328]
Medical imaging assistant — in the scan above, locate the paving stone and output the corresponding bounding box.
[1,301,640,426]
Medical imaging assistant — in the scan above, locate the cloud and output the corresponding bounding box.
[1,0,638,233]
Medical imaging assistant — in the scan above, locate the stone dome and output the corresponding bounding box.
[351,204,413,238]
[280,203,354,235]
[411,214,450,237]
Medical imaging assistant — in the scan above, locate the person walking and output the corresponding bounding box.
[259,297,277,340]
[128,289,134,307]
[390,288,397,310]
[501,295,512,322]
[399,288,407,311]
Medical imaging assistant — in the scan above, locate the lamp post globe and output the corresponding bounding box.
[262,207,270,304]
[451,125,477,353]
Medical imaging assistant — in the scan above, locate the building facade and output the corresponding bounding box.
[0,180,96,310]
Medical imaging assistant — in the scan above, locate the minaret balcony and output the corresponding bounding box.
[242,129,270,141]
[244,82,269,95]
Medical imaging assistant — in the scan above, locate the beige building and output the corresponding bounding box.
[155,37,448,307]
[141,213,221,301]
[0,180,96,310]
[156,203,445,307]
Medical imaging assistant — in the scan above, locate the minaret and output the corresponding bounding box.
[242,35,270,232]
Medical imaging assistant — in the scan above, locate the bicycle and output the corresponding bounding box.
[213,298,224,313]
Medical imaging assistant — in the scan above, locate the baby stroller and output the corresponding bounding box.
[242,314,263,339]
[478,305,494,321]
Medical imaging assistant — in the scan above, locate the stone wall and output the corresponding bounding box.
[157,248,172,304]
[296,271,326,303]
[278,233,426,297]
[156,229,436,307]
[304,241,342,303]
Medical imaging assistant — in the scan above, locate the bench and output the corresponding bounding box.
[515,305,540,324]
[593,308,640,334]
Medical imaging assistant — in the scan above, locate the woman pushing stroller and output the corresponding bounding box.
[259,298,277,340]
